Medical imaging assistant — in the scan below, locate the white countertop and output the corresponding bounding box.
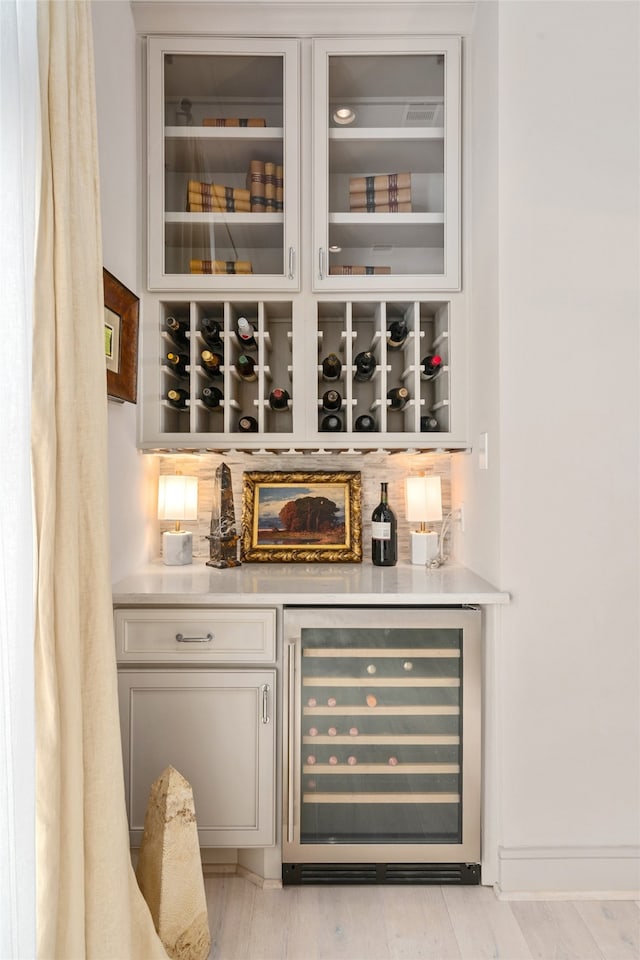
[112,559,509,607]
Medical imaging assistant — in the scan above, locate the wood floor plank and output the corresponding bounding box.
[206,876,256,960]
[574,901,640,960]
[442,884,534,959]
[315,884,392,960]
[381,885,461,960]
[512,900,606,960]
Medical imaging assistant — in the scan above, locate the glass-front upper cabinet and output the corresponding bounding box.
[147,37,300,291]
[312,37,461,292]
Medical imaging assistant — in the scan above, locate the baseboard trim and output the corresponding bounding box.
[497,845,640,899]
[201,862,282,889]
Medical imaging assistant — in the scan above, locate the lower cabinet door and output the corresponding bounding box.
[118,669,276,847]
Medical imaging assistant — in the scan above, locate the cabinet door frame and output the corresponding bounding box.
[312,36,461,293]
[146,35,300,292]
[118,668,276,847]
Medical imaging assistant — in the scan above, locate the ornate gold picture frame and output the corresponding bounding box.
[104,267,139,403]
[241,471,362,563]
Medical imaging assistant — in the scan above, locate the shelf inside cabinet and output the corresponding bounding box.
[165,128,284,173]
[165,214,283,249]
[329,129,444,174]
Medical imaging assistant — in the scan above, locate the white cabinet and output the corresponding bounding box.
[115,608,276,848]
[146,36,300,291]
[312,37,461,292]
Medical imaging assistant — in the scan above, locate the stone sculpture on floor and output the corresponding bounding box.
[135,766,211,960]
[207,461,241,567]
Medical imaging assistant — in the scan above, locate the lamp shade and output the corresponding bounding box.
[158,475,198,521]
[405,475,442,523]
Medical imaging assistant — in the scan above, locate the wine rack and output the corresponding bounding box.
[283,607,481,870]
[316,299,450,435]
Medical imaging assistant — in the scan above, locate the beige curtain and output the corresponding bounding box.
[32,2,167,957]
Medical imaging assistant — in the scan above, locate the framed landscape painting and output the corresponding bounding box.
[241,471,362,562]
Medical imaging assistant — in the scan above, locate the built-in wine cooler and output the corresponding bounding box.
[282,606,481,884]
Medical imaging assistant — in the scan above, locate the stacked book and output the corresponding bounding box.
[246,160,283,212]
[329,265,391,276]
[202,117,266,127]
[349,172,412,212]
[186,179,251,213]
[189,259,253,275]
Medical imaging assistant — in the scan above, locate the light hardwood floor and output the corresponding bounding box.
[204,877,640,960]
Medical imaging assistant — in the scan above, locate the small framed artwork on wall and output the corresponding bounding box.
[104,267,139,403]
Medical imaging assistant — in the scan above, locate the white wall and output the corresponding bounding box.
[468,0,640,893]
[92,0,157,582]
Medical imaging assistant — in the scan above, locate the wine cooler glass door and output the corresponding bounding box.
[284,607,481,864]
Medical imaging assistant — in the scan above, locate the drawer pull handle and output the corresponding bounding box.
[175,632,213,643]
[261,684,271,724]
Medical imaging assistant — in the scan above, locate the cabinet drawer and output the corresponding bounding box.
[114,608,276,663]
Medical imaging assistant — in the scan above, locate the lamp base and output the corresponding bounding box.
[162,530,193,566]
[409,531,439,565]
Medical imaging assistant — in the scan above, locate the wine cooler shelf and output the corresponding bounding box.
[141,297,464,451]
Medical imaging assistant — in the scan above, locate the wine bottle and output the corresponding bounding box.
[165,316,189,347]
[269,387,290,410]
[237,415,258,432]
[321,353,342,381]
[236,354,257,382]
[353,351,376,382]
[200,350,224,379]
[371,481,397,567]
[387,319,409,351]
[166,388,189,410]
[320,413,342,432]
[387,386,410,410]
[166,351,189,379]
[201,317,224,350]
[420,414,440,432]
[322,389,342,412]
[235,316,257,349]
[201,385,223,409]
[421,354,443,380]
[354,414,377,432]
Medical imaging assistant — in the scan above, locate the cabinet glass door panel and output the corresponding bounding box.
[313,38,460,292]
[148,37,299,291]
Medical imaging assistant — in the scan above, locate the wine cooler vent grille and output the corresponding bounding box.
[282,862,480,885]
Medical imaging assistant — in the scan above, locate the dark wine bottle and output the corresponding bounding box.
[166,388,189,410]
[387,319,409,351]
[353,351,376,382]
[387,386,410,410]
[165,316,189,347]
[201,317,224,350]
[237,415,259,432]
[371,481,397,567]
[354,414,377,432]
[321,353,342,381]
[235,316,257,349]
[269,387,290,410]
[322,389,342,412]
[320,413,342,432]
[166,351,189,379]
[420,414,440,432]
[201,385,224,409]
[236,354,257,382]
[200,350,224,379]
[421,354,443,380]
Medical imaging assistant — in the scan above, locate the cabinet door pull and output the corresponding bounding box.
[175,632,213,643]
[318,246,325,281]
[288,246,295,280]
[287,639,296,842]
[261,684,271,724]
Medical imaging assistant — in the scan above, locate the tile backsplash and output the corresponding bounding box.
[156,451,453,565]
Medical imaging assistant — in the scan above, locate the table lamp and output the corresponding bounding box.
[158,474,198,565]
[405,475,442,565]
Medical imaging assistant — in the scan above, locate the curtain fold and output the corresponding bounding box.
[32,2,167,956]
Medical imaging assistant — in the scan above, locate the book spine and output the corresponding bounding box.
[187,192,251,213]
[349,186,412,209]
[264,161,277,212]
[187,180,250,203]
[328,265,391,276]
[201,117,266,127]
[246,160,266,212]
[275,164,284,211]
[348,172,411,194]
[189,259,253,274]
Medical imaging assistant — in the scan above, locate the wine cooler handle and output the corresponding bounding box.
[175,632,213,643]
[318,247,325,281]
[288,246,295,280]
[287,638,296,843]
[261,684,271,725]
